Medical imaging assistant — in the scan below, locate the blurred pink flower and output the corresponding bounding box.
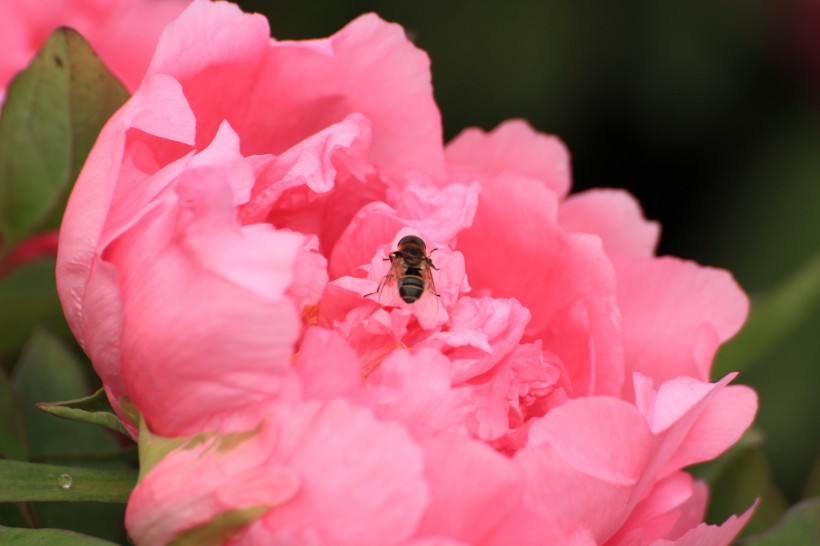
[0,0,190,102]
[55,1,758,544]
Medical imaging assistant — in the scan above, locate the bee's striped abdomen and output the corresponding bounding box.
[398,267,425,303]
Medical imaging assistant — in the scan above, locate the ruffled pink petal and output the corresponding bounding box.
[483,507,599,546]
[101,74,197,243]
[615,256,749,386]
[253,13,444,173]
[506,342,565,428]
[559,189,660,257]
[285,235,329,311]
[666,480,709,541]
[150,3,443,174]
[57,73,195,413]
[516,397,654,542]
[605,472,700,546]
[405,538,471,546]
[145,0,270,151]
[420,296,530,382]
[328,178,478,279]
[294,327,361,400]
[251,400,429,546]
[634,373,757,478]
[239,113,372,226]
[651,377,757,473]
[391,173,480,244]
[327,202,407,279]
[413,435,523,543]
[455,171,624,396]
[648,502,757,546]
[109,168,303,435]
[126,425,300,546]
[56,124,126,363]
[459,360,515,442]
[129,399,429,546]
[369,349,471,435]
[446,119,571,198]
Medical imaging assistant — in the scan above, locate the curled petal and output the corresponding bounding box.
[648,502,757,546]
[129,399,429,546]
[111,168,303,435]
[615,256,749,387]
[446,119,571,198]
[558,189,660,258]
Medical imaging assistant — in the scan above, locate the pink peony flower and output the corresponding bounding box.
[55,1,759,544]
[0,0,190,102]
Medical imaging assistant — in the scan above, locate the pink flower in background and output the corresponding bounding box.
[55,1,759,544]
[0,0,190,102]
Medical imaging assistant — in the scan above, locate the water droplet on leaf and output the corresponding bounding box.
[57,473,73,490]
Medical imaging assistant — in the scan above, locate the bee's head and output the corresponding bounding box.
[397,235,426,250]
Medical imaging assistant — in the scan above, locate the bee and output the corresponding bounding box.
[367,235,440,304]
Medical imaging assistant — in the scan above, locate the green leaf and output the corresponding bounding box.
[135,409,260,482]
[705,448,787,536]
[11,330,119,461]
[689,428,765,484]
[0,258,69,356]
[714,248,820,377]
[134,407,196,482]
[0,460,135,503]
[737,498,820,546]
[38,388,131,439]
[804,452,820,499]
[0,27,129,242]
[0,526,120,545]
[169,506,271,546]
[0,368,28,461]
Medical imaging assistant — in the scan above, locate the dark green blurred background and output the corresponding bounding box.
[237,0,820,507]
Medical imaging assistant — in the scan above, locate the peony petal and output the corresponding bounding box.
[666,480,709,541]
[108,169,302,435]
[251,13,444,174]
[294,327,362,401]
[126,425,300,546]
[121,74,196,145]
[151,4,444,174]
[649,502,757,546]
[239,113,373,226]
[370,349,470,435]
[527,397,652,485]
[446,119,571,198]
[421,296,530,383]
[605,472,700,546]
[414,435,524,543]
[255,399,429,546]
[455,170,624,396]
[559,189,660,258]
[129,399,429,546]
[56,113,126,354]
[615,256,749,386]
[635,374,757,477]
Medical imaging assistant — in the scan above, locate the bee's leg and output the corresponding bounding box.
[364,272,394,299]
[365,253,397,297]
[426,254,440,271]
[427,269,442,298]
[425,272,441,312]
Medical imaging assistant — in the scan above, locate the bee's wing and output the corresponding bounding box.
[411,268,446,327]
[365,257,400,303]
